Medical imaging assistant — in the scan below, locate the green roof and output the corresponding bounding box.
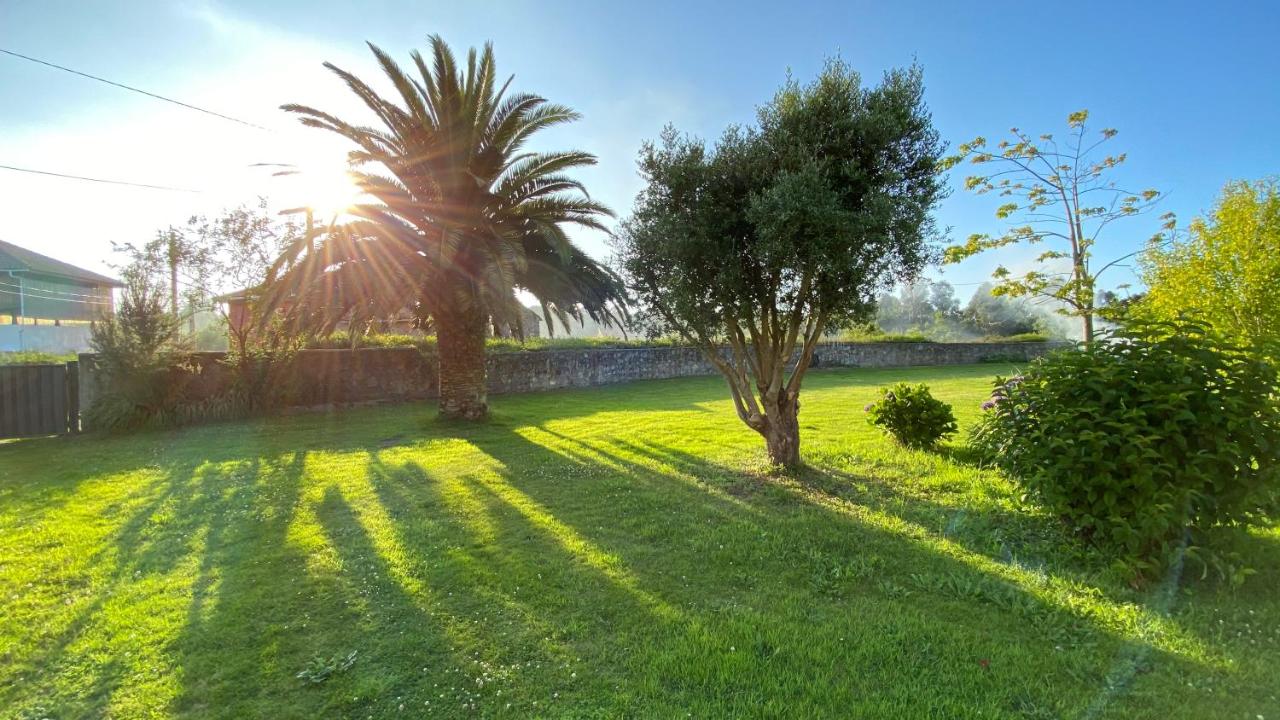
[0,239,123,287]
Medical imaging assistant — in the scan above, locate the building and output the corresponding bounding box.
[0,239,122,353]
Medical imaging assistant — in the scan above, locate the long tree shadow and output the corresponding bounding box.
[601,433,1265,711]
[1,410,444,719]
[362,451,697,713]
[370,417,1218,717]
[612,431,1249,618]
[6,362,1265,718]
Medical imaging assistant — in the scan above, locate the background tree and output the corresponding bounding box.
[873,280,951,335]
[1096,289,1146,326]
[898,281,935,329]
[113,199,305,354]
[265,36,627,420]
[873,291,904,333]
[869,280,1047,340]
[1139,178,1280,355]
[84,267,191,429]
[929,280,961,322]
[942,110,1167,344]
[616,60,946,466]
[962,282,1041,337]
[113,226,199,335]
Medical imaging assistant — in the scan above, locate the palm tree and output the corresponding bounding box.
[264,36,627,420]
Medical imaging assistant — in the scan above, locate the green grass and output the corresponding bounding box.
[1,365,1276,719]
[0,350,75,365]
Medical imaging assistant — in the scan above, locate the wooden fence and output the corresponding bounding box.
[0,362,79,438]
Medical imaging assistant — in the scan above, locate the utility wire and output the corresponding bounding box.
[0,164,201,193]
[0,47,274,132]
[0,279,112,300]
[0,281,111,302]
[0,286,110,304]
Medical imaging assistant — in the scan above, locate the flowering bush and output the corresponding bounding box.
[969,319,1280,580]
[865,382,957,449]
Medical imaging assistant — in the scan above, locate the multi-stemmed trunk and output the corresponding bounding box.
[686,312,824,469]
[759,390,801,467]
[435,300,489,421]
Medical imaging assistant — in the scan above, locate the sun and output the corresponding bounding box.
[285,165,366,221]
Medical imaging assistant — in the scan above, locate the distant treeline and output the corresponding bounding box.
[869,280,1073,341]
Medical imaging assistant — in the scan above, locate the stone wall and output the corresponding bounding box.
[482,341,1057,394]
[78,341,1062,427]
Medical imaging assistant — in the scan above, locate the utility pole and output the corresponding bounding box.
[165,228,184,338]
[166,229,179,317]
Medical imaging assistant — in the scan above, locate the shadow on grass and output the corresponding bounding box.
[5,363,1265,717]
[2,421,392,718]
[398,419,1218,716]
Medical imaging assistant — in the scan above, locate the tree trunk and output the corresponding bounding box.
[1082,310,1095,347]
[761,392,801,467]
[436,301,489,421]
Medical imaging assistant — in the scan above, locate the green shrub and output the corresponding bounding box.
[222,347,300,414]
[84,273,192,430]
[969,319,1280,580]
[833,327,935,343]
[865,382,957,449]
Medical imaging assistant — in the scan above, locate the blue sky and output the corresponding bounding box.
[2,1,1278,301]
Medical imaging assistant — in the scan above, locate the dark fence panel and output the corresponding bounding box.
[0,363,75,438]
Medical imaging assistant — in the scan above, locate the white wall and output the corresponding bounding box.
[0,324,94,353]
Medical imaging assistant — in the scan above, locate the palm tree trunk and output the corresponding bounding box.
[436,301,489,420]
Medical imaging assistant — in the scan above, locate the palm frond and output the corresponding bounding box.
[271,35,627,339]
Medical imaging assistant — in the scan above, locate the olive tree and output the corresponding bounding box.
[614,61,946,466]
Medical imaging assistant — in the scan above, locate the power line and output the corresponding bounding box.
[0,286,110,305]
[0,282,112,304]
[0,47,275,132]
[0,164,201,193]
[0,279,111,300]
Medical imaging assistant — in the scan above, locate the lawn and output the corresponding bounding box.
[1,364,1276,719]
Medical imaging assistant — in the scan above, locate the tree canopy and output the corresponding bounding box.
[1140,178,1280,355]
[113,199,305,352]
[615,60,946,465]
[264,36,627,419]
[942,110,1167,344]
[873,280,1047,339]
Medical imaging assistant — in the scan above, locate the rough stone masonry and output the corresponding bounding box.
[77,341,1062,428]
